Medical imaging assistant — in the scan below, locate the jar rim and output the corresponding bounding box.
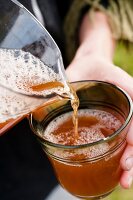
[30,80,133,150]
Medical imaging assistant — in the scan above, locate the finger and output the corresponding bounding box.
[120,167,133,189]
[126,119,133,146]
[120,144,133,171]
[120,119,133,171]
[106,66,133,99]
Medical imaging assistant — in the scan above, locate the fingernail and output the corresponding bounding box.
[128,177,133,188]
[125,157,133,170]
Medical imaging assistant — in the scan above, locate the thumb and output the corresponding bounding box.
[106,66,133,99]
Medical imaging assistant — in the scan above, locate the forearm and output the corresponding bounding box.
[75,11,116,62]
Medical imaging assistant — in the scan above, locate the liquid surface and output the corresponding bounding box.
[44,109,121,146]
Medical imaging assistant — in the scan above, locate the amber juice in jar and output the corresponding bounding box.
[44,108,124,198]
[30,81,133,199]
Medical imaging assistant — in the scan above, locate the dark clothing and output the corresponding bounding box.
[0,0,72,200]
[0,119,57,200]
[18,0,72,63]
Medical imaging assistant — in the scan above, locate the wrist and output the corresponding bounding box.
[76,11,115,62]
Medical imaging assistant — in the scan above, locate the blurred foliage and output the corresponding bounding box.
[105,185,133,200]
[114,42,133,76]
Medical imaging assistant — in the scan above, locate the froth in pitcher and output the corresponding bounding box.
[0,49,69,122]
[0,49,66,96]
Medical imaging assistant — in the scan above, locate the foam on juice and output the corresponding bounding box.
[44,109,122,158]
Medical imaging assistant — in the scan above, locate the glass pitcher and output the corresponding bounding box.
[0,0,71,134]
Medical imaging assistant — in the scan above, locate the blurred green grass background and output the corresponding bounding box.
[114,42,133,76]
[105,186,133,200]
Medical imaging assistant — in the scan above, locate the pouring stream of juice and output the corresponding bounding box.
[0,0,79,136]
[0,49,79,136]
